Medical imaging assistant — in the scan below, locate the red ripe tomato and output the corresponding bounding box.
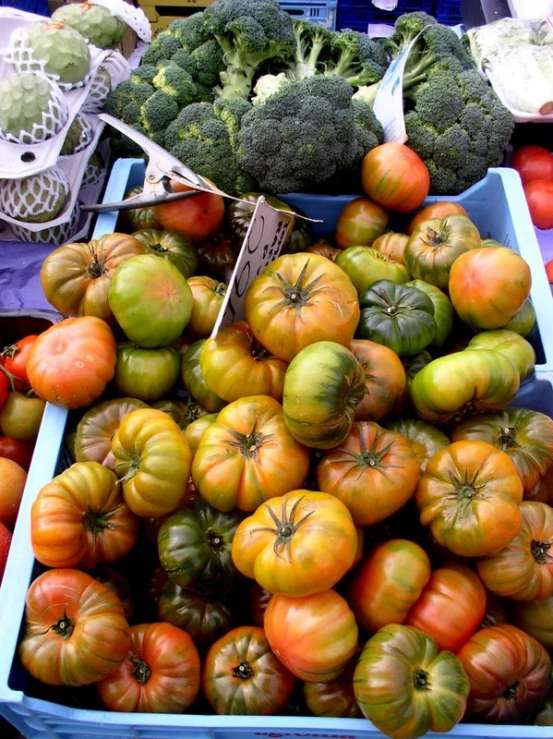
[406,202,468,235]
[0,520,12,584]
[335,197,389,249]
[155,180,225,242]
[0,372,9,411]
[512,146,553,185]
[0,436,34,470]
[524,179,553,230]
[545,259,553,283]
[361,143,430,213]
[1,334,37,388]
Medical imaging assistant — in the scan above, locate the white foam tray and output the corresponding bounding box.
[486,67,553,124]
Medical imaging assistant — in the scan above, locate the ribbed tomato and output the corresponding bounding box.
[361,143,430,213]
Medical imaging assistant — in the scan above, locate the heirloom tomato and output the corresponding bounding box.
[39,234,146,324]
[0,372,8,411]
[184,412,219,455]
[244,253,360,362]
[449,246,531,329]
[200,321,288,403]
[158,579,234,645]
[131,228,198,278]
[335,197,389,249]
[524,179,553,230]
[92,564,135,620]
[31,461,139,569]
[112,408,192,518]
[476,501,553,601]
[467,329,535,382]
[0,435,34,470]
[457,624,552,723]
[231,490,357,597]
[405,279,454,347]
[404,563,486,653]
[361,142,430,213]
[348,539,431,633]
[114,343,180,403]
[196,231,237,282]
[157,497,242,596]
[335,246,409,295]
[226,191,298,253]
[181,339,227,412]
[503,299,536,337]
[409,349,520,424]
[451,407,553,493]
[481,595,509,629]
[385,419,449,473]
[154,179,225,242]
[26,316,116,410]
[315,421,420,526]
[96,622,201,713]
[74,397,148,469]
[349,339,407,422]
[405,214,481,289]
[512,145,553,184]
[120,185,160,231]
[202,625,296,715]
[186,275,227,337]
[406,201,468,235]
[150,397,208,430]
[0,391,44,442]
[527,464,553,505]
[1,334,37,387]
[304,241,342,261]
[264,590,359,682]
[108,254,193,348]
[192,395,310,513]
[513,596,553,650]
[357,279,436,357]
[303,662,363,718]
[415,440,524,557]
[353,624,470,739]
[19,568,131,686]
[371,231,409,265]
[282,341,365,449]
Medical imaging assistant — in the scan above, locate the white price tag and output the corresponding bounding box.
[211,198,294,337]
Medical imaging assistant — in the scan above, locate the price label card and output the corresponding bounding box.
[211,197,294,337]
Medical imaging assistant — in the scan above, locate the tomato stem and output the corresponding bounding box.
[413,668,431,691]
[531,539,551,565]
[252,495,314,562]
[232,661,253,680]
[274,260,325,312]
[130,655,152,684]
[503,681,519,702]
[51,611,75,640]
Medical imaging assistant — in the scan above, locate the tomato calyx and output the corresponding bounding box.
[130,654,152,684]
[413,668,431,691]
[531,539,551,565]
[207,529,225,553]
[449,470,485,501]
[232,661,253,680]
[116,452,140,484]
[334,429,393,471]
[498,426,521,450]
[420,227,447,247]
[228,425,273,459]
[503,680,520,703]
[275,261,324,311]
[51,611,75,640]
[83,509,114,535]
[255,496,314,561]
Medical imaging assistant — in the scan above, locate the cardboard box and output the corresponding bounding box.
[137,0,215,34]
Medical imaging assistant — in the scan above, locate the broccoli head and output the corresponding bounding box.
[236,75,361,194]
[190,39,226,88]
[165,100,257,196]
[405,68,514,194]
[141,90,180,134]
[104,79,155,120]
[203,0,296,100]
[166,13,213,51]
[326,29,388,87]
[285,19,332,80]
[382,11,438,58]
[141,31,183,65]
[152,61,200,107]
[131,64,158,85]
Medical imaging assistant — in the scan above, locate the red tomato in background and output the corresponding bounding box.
[361,143,430,213]
[0,436,34,470]
[512,146,553,185]
[0,372,9,411]
[524,179,553,230]
[0,520,11,583]
[155,180,225,243]
[545,259,553,283]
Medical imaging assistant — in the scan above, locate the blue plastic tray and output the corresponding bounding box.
[336,0,434,32]
[279,0,337,29]
[1,160,553,739]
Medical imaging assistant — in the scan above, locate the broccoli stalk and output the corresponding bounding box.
[203,0,296,100]
[326,29,388,88]
[287,19,331,80]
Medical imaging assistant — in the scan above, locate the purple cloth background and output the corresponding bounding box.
[0,241,57,312]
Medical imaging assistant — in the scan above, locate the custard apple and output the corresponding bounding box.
[83,65,112,112]
[12,21,91,87]
[0,72,69,144]
[0,167,70,223]
[11,203,82,243]
[61,113,94,155]
[52,2,125,49]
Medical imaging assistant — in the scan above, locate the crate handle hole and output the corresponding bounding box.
[20,152,36,163]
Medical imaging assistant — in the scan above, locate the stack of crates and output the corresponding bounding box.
[433,0,463,25]
[336,0,434,32]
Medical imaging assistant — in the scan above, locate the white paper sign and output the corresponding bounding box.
[373,31,427,143]
[210,197,295,337]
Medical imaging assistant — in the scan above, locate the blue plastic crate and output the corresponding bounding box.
[336,0,434,32]
[1,160,553,739]
[279,0,337,29]
[0,0,48,15]
[433,0,462,25]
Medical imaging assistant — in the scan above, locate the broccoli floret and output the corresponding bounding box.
[141,31,183,64]
[285,19,332,80]
[166,13,213,51]
[104,80,155,119]
[152,61,200,106]
[190,39,226,88]
[203,0,296,100]
[165,101,257,196]
[404,68,514,194]
[131,64,158,85]
[141,90,180,134]
[383,11,438,57]
[236,75,360,194]
[326,29,388,87]
[351,98,384,152]
[170,48,197,76]
[121,102,142,126]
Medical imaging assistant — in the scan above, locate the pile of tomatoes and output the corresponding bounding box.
[512,145,553,232]
[10,143,553,737]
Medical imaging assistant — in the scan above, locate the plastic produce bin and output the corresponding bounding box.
[279,0,338,29]
[1,159,553,739]
[433,0,463,25]
[336,0,434,32]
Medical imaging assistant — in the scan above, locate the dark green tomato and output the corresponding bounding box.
[181,339,227,413]
[284,214,313,254]
[151,397,210,430]
[357,280,436,357]
[114,342,180,403]
[406,280,454,348]
[131,228,198,278]
[196,233,237,282]
[157,579,234,645]
[157,497,243,596]
[402,351,433,382]
[120,186,160,232]
[386,418,450,473]
[282,341,366,449]
[226,192,297,253]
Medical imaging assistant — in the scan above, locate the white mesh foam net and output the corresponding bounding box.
[11,201,82,243]
[65,113,95,155]
[0,73,69,146]
[82,65,112,113]
[80,151,107,189]
[0,165,71,223]
[90,0,152,43]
